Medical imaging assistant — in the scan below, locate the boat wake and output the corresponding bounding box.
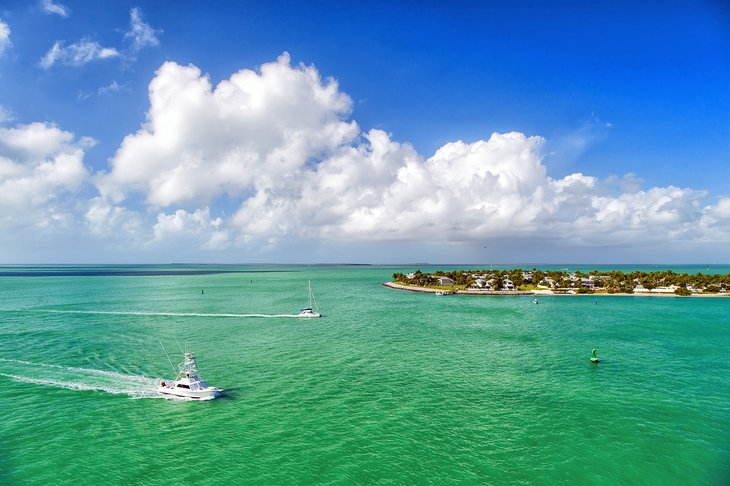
[4,309,301,318]
[0,358,161,399]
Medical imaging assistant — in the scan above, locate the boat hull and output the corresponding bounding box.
[158,386,223,400]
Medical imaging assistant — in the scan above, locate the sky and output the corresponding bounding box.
[0,0,729,264]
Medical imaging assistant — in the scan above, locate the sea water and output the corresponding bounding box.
[0,265,728,484]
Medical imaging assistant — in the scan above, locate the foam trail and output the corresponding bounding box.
[0,358,153,383]
[2,309,300,318]
[0,373,161,399]
[0,359,161,399]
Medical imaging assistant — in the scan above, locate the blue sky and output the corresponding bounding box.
[0,1,728,263]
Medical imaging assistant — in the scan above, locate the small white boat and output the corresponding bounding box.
[158,351,223,400]
[298,280,321,318]
[435,290,445,296]
[533,298,539,304]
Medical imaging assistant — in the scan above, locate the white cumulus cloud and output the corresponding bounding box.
[40,39,119,69]
[699,197,730,237]
[84,197,141,238]
[0,122,91,230]
[152,207,230,250]
[90,54,730,258]
[99,53,357,206]
[0,53,722,261]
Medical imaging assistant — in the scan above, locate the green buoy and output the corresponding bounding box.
[590,348,599,364]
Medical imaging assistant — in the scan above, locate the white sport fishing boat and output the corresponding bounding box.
[297,280,321,318]
[158,351,223,400]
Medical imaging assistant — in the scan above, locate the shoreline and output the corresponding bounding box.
[383,282,730,298]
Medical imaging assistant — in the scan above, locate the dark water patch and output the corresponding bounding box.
[0,269,295,277]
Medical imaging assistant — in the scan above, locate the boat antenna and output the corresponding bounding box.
[174,336,185,355]
[158,339,177,374]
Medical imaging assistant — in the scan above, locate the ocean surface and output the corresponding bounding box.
[1,264,729,485]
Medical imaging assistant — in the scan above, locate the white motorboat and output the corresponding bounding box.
[297,280,321,318]
[158,351,223,400]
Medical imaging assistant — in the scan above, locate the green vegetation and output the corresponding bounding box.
[391,268,730,294]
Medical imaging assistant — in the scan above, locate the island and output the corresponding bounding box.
[386,269,730,297]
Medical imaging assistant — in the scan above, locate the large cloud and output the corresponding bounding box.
[228,130,719,247]
[99,53,357,207]
[91,54,730,258]
[0,122,90,229]
[231,130,550,242]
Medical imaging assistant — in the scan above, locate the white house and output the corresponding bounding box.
[638,285,677,293]
[435,276,454,286]
[540,277,555,288]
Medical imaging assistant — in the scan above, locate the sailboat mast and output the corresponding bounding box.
[310,280,320,313]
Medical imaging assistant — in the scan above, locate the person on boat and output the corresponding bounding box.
[591,348,599,363]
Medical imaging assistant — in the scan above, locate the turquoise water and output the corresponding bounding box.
[1,265,729,484]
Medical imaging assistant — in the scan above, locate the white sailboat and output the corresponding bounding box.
[298,280,321,318]
[158,350,223,400]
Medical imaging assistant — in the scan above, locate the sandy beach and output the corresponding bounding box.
[383,282,729,298]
